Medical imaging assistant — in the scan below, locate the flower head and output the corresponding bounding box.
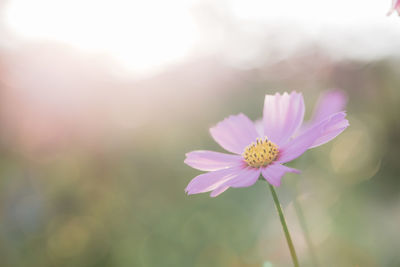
[184,91,349,197]
[388,0,400,16]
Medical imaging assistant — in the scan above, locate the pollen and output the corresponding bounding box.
[242,137,279,168]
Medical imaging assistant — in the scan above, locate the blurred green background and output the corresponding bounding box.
[1,0,400,266]
[1,58,399,267]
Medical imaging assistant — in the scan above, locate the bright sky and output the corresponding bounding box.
[232,0,391,25]
[3,0,399,75]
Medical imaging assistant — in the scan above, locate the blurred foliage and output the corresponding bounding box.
[0,55,400,267]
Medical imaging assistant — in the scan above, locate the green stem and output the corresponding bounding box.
[293,198,319,267]
[268,183,300,267]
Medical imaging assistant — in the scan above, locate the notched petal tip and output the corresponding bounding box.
[290,90,301,96]
[209,185,229,197]
[275,91,301,97]
[263,90,305,146]
[184,187,191,195]
[184,185,190,194]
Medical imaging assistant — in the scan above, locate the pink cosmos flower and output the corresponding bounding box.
[388,0,400,16]
[184,91,349,197]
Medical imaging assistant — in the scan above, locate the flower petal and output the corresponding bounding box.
[310,90,348,124]
[261,164,301,187]
[210,113,259,154]
[388,0,400,15]
[210,185,230,197]
[308,112,349,148]
[263,92,305,146]
[184,150,242,171]
[226,167,261,188]
[297,90,347,137]
[185,166,242,195]
[254,118,264,137]
[278,112,348,163]
[210,167,261,197]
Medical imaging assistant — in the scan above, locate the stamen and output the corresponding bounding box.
[242,137,279,168]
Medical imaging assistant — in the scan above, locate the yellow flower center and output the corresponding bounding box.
[242,137,279,168]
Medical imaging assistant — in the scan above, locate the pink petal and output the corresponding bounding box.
[254,119,264,136]
[185,166,243,195]
[261,164,301,187]
[311,90,348,124]
[309,113,349,148]
[210,167,261,197]
[210,113,259,154]
[184,150,242,171]
[388,0,400,15]
[297,90,347,137]
[210,185,230,197]
[397,0,400,13]
[263,92,305,146]
[226,167,261,188]
[278,112,348,163]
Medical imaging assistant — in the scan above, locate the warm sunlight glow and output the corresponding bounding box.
[4,0,398,75]
[5,0,198,75]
